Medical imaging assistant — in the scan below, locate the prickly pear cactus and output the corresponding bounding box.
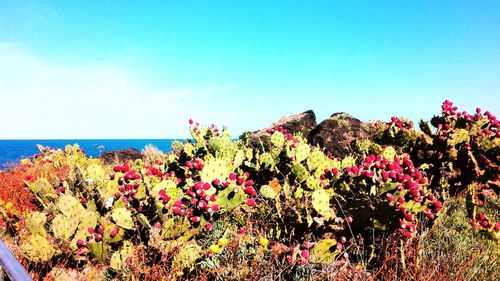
[208,134,240,160]
[260,185,277,199]
[110,241,134,271]
[151,180,180,200]
[258,153,276,169]
[217,183,245,210]
[89,241,111,262]
[58,194,85,217]
[312,189,334,219]
[288,142,311,163]
[173,241,202,276]
[72,210,100,243]
[112,207,134,230]
[52,214,79,240]
[310,239,339,264]
[25,211,48,237]
[270,131,285,149]
[382,147,397,161]
[201,158,231,183]
[307,149,328,172]
[291,164,309,182]
[233,149,246,168]
[20,234,58,263]
[31,178,58,206]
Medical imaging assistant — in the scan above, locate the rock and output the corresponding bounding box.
[100,148,142,164]
[241,110,317,150]
[308,113,378,158]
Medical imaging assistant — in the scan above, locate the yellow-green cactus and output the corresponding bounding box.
[110,241,134,271]
[112,207,134,230]
[20,234,58,263]
[291,164,309,182]
[310,238,339,264]
[25,211,48,237]
[52,214,80,240]
[200,158,231,183]
[172,241,202,276]
[312,189,335,219]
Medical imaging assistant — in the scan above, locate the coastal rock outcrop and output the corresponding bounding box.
[100,148,143,164]
[308,113,378,158]
[242,110,378,157]
[241,110,317,150]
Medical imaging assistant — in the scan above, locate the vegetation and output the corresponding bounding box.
[0,100,498,280]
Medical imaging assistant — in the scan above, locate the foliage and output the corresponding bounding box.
[0,101,498,280]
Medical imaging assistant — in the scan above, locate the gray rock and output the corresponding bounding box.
[308,113,378,157]
[241,110,317,151]
[100,148,142,164]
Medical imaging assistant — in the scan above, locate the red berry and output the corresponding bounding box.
[386,193,394,202]
[95,234,103,242]
[97,227,105,234]
[212,178,221,186]
[245,199,256,207]
[301,250,309,259]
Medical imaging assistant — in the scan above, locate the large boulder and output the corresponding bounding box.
[241,110,317,150]
[100,148,143,164]
[308,113,378,157]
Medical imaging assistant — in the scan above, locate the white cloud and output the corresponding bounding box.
[0,43,245,139]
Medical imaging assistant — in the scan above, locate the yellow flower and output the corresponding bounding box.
[210,244,220,254]
[217,237,229,247]
[259,237,269,247]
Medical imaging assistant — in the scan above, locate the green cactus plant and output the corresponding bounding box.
[259,185,277,199]
[288,142,311,163]
[258,152,276,169]
[310,238,339,264]
[20,234,58,263]
[72,210,100,244]
[151,180,180,201]
[217,183,245,210]
[172,241,203,276]
[30,178,58,207]
[233,149,245,169]
[311,189,334,219]
[306,149,327,171]
[270,131,285,148]
[291,164,309,182]
[112,207,134,230]
[200,158,231,184]
[110,241,134,271]
[25,211,48,237]
[58,194,85,217]
[89,241,111,262]
[382,147,397,162]
[52,214,79,240]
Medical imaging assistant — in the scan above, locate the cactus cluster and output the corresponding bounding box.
[0,100,498,280]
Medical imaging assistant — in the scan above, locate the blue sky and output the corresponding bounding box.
[0,1,499,139]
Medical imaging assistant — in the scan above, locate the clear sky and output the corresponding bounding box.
[0,1,499,139]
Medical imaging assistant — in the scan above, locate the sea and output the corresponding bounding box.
[0,139,180,170]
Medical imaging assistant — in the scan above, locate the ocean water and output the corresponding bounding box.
[0,139,180,169]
